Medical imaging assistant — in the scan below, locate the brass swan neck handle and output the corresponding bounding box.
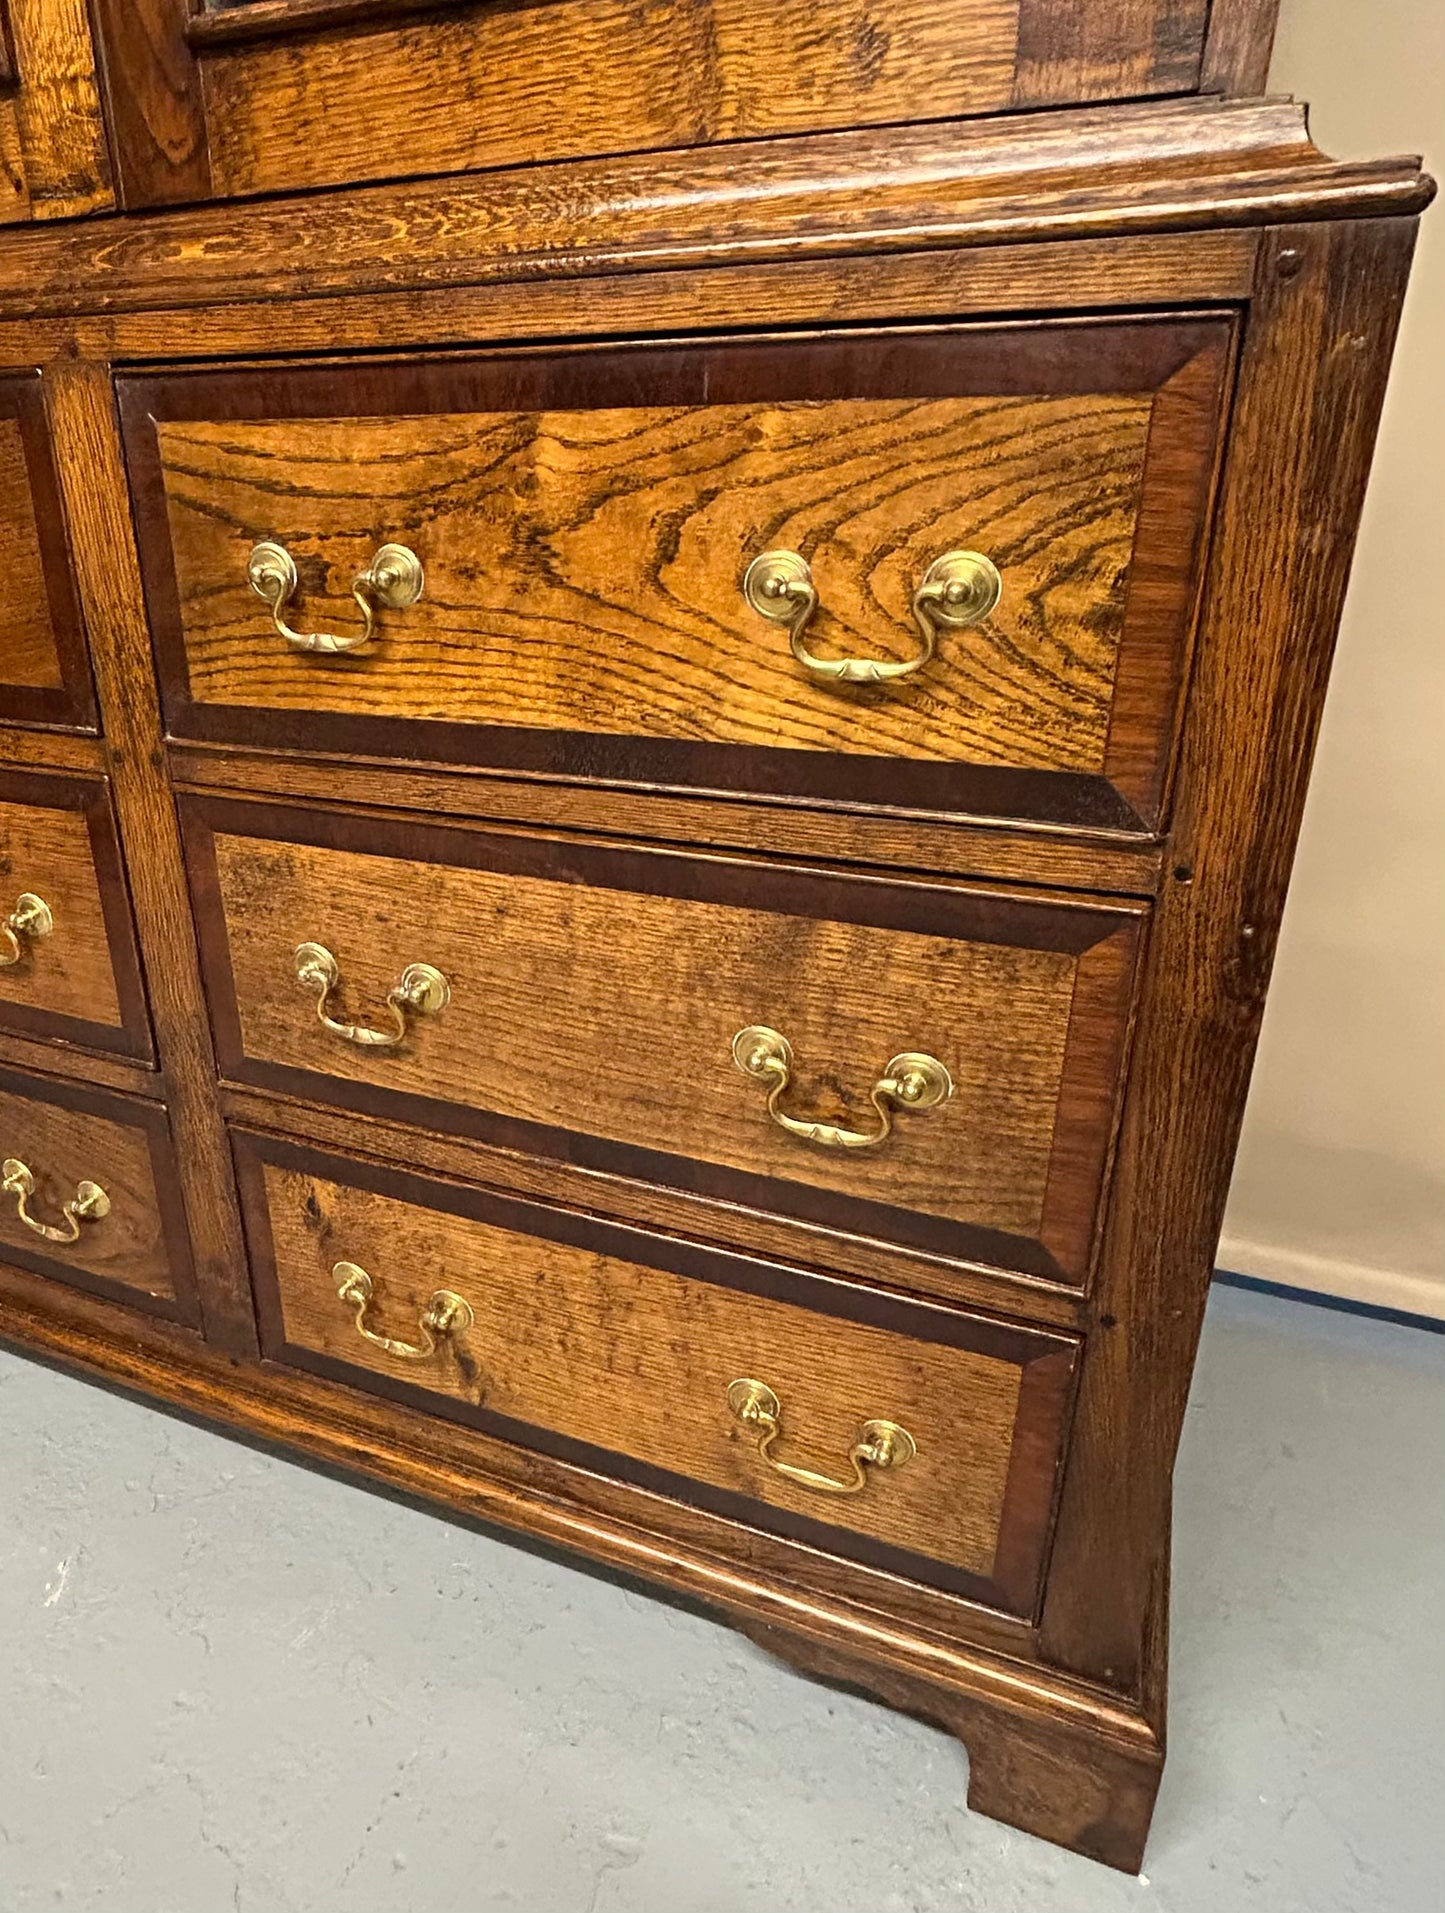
[732,1025,952,1151]
[294,942,450,1049]
[727,1379,915,1497]
[742,547,1001,686]
[334,1262,473,1362]
[247,539,424,655]
[1,893,53,967]
[2,1158,110,1244]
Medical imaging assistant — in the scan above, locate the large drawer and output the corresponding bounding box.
[0,767,153,1058]
[183,795,1145,1285]
[0,1066,197,1320]
[236,1130,1080,1614]
[124,319,1232,833]
[0,374,93,729]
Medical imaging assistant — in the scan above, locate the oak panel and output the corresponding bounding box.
[0,373,93,729]
[0,767,153,1058]
[184,795,1144,1281]
[124,320,1232,831]
[243,1134,1079,1610]
[0,1066,195,1317]
[93,0,1228,209]
[7,0,113,221]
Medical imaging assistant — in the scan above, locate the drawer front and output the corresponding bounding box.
[0,769,153,1057]
[0,374,93,728]
[238,1132,1079,1613]
[185,796,1144,1285]
[0,1067,196,1319]
[125,320,1232,832]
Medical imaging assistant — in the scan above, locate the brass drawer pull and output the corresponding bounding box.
[1,893,53,966]
[742,547,1001,686]
[334,1261,473,1361]
[2,1158,110,1243]
[727,1379,915,1496]
[294,941,450,1048]
[247,539,424,656]
[731,1024,951,1151]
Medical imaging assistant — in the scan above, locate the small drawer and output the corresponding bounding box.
[237,1131,1079,1614]
[184,795,1144,1286]
[123,317,1232,834]
[0,1066,197,1321]
[0,768,153,1059]
[0,374,94,730]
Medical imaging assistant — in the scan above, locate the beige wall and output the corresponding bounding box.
[1217,0,1445,1316]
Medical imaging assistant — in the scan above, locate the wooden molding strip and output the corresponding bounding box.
[186,0,475,47]
[0,98,1430,320]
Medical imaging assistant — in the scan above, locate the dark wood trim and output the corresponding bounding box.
[986,1344,1080,1621]
[88,0,212,210]
[0,3,16,90]
[0,372,95,732]
[234,1125,1079,1614]
[1102,329,1239,820]
[0,1060,200,1325]
[120,314,1230,833]
[1038,921,1146,1277]
[0,763,154,1060]
[181,789,1144,1280]
[82,780,157,1063]
[1200,0,1279,96]
[1038,217,1422,1693]
[186,0,475,46]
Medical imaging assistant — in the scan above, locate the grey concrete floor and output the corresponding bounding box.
[1,1282,1441,1913]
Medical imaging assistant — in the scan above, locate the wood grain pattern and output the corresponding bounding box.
[155,393,1150,773]
[42,360,257,1354]
[0,1066,195,1317]
[86,0,211,209]
[1199,0,1278,95]
[92,0,1228,209]
[185,794,1144,1278]
[1038,220,1421,1692]
[0,728,104,776]
[125,320,1230,830]
[0,793,118,1024]
[0,101,1424,325]
[250,1147,1079,1608]
[6,0,113,221]
[0,229,1260,370]
[0,767,153,1058]
[1013,0,1201,106]
[0,372,93,730]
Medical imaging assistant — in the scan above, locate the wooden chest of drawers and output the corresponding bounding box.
[0,0,1430,1876]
